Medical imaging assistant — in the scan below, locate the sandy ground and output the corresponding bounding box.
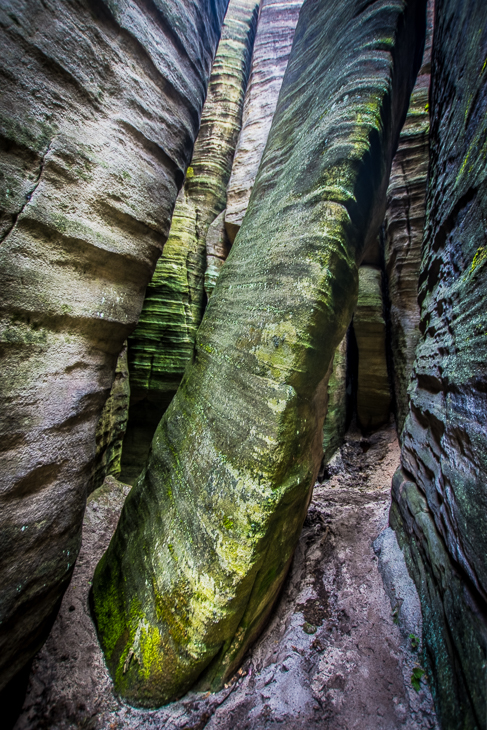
[15,423,439,729]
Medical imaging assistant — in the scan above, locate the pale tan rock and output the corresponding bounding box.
[0,0,228,696]
[224,0,304,242]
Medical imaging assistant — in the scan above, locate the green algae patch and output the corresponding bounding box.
[93,0,425,707]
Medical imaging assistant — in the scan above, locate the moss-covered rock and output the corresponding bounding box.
[92,0,426,707]
[322,336,347,463]
[122,0,259,480]
[0,0,228,697]
[392,0,487,725]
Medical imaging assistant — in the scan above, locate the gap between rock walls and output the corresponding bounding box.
[1,0,486,728]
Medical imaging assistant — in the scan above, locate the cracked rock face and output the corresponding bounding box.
[121,0,258,482]
[92,0,426,707]
[224,0,304,243]
[384,0,434,437]
[390,0,487,726]
[0,0,228,696]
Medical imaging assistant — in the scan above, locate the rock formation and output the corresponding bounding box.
[92,0,426,707]
[205,211,232,298]
[122,0,258,481]
[224,0,304,243]
[0,0,228,702]
[384,0,434,437]
[91,342,131,493]
[390,0,487,726]
[321,336,347,464]
[354,266,391,431]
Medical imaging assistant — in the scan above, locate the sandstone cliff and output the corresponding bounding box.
[384,0,434,437]
[121,0,258,481]
[390,0,487,725]
[92,0,426,707]
[0,0,228,700]
[224,0,304,242]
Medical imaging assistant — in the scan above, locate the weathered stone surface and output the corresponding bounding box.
[391,1,487,726]
[122,0,258,481]
[92,0,426,707]
[224,0,304,242]
[322,336,347,464]
[354,266,391,431]
[91,342,130,493]
[0,0,228,697]
[205,211,232,298]
[384,0,434,437]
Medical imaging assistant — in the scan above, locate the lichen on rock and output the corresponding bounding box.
[92,0,426,707]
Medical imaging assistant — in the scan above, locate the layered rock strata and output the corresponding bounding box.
[205,211,232,298]
[0,0,228,699]
[321,336,347,464]
[122,0,258,480]
[92,0,426,707]
[91,342,130,493]
[224,0,304,242]
[384,0,434,436]
[390,0,487,726]
[354,266,391,431]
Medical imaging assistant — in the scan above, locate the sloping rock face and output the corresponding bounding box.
[322,336,347,464]
[92,0,426,708]
[390,1,487,726]
[224,0,304,243]
[354,266,391,431]
[0,0,228,699]
[122,0,258,481]
[384,0,434,437]
[91,342,131,493]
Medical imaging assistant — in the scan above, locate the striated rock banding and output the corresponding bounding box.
[390,0,487,726]
[224,0,304,243]
[384,0,434,437]
[122,0,259,480]
[0,0,228,698]
[92,0,426,708]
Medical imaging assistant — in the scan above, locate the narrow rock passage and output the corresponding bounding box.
[15,425,438,729]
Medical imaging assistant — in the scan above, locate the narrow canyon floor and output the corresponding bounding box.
[15,423,439,730]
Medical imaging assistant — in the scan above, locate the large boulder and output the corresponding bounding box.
[384,0,434,436]
[121,0,259,481]
[0,0,228,698]
[224,0,304,242]
[92,0,426,708]
[390,0,487,726]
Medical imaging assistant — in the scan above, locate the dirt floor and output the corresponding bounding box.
[15,423,439,729]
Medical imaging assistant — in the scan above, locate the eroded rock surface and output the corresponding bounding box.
[224,0,304,242]
[92,0,426,706]
[354,266,391,431]
[322,336,347,464]
[391,0,487,726]
[384,0,434,436]
[0,0,228,698]
[121,0,258,481]
[15,427,438,730]
[91,342,131,493]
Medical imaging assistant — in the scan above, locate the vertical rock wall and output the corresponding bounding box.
[91,342,131,493]
[224,0,304,242]
[384,0,434,437]
[0,0,228,696]
[121,0,259,481]
[390,0,487,726]
[92,0,426,708]
[354,266,391,431]
[322,336,347,464]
